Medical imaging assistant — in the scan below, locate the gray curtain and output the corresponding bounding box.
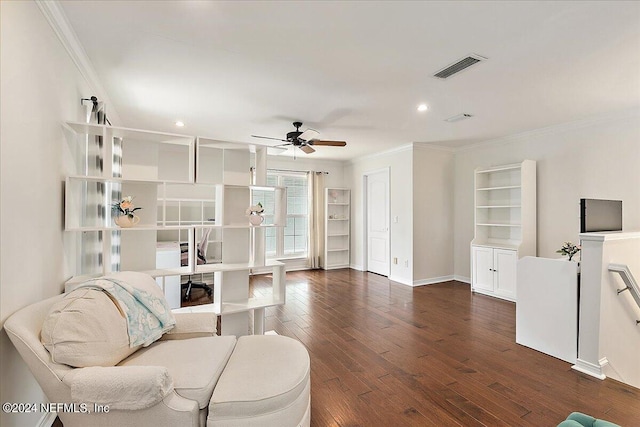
[308,172,325,269]
[110,136,123,271]
[81,100,107,274]
[80,99,121,274]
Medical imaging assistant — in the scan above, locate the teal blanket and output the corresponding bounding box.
[76,277,176,347]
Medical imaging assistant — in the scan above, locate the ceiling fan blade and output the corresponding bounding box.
[298,129,320,142]
[309,140,347,147]
[275,142,293,147]
[251,135,287,142]
[299,144,315,154]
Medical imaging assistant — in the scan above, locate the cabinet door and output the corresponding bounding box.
[472,246,494,292]
[494,249,517,299]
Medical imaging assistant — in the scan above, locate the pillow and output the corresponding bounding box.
[41,287,140,367]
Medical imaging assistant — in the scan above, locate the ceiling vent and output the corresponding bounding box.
[445,113,473,123]
[433,54,487,79]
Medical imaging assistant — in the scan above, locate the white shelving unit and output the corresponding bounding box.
[156,182,221,266]
[64,123,286,336]
[471,161,536,301]
[323,188,351,269]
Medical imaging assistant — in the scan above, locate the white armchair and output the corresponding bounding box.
[5,282,310,427]
[5,294,225,426]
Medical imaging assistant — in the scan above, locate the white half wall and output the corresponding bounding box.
[0,2,94,426]
[345,146,414,285]
[598,235,640,388]
[453,111,640,280]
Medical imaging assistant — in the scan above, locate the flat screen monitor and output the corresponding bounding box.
[580,198,622,233]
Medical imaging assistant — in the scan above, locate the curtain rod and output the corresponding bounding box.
[251,167,329,175]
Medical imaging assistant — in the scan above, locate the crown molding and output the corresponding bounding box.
[456,107,640,153]
[35,0,121,124]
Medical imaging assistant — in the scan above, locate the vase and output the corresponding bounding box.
[249,214,264,226]
[115,214,140,228]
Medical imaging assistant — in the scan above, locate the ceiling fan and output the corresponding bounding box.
[251,121,346,154]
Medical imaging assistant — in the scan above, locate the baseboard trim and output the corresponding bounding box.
[454,275,471,284]
[37,412,57,427]
[389,275,413,286]
[285,266,313,272]
[572,358,607,380]
[413,275,455,287]
[349,264,364,271]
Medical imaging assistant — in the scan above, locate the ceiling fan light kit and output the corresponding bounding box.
[252,121,347,155]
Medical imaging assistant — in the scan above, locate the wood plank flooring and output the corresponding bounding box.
[56,269,640,426]
[252,269,640,427]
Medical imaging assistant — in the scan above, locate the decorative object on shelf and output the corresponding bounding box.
[556,241,581,261]
[112,196,142,228]
[114,215,140,228]
[329,189,338,203]
[249,215,264,226]
[246,202,264,226]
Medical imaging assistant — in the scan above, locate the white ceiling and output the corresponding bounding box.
[60,1,640,160]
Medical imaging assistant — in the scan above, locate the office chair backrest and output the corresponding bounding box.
[198,228,212,263]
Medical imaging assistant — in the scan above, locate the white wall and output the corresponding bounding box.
[0,2,93,426]
[453,111,640,280]
[345,147,414,285]
[266,155,346,188]
[413,146,455,285]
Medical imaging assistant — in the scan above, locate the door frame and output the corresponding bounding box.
[362,167,390,275]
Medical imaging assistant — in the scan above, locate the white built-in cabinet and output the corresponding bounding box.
[471,160,536,302]
[323,188,350,269]
[63,122,286,336]
[472,246,518,299]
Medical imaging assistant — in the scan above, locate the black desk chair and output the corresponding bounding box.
[181,228,213,301]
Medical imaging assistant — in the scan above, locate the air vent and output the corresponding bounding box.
[433,54,487,79]
[445,113,473,123]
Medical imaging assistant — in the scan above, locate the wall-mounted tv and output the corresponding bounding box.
[580,198,622,233]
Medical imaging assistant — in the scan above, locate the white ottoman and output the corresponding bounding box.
[207,335,311,427]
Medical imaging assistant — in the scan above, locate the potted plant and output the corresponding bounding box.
[556,241,581,261]
[112,196,142,228]
[245,202,264,226]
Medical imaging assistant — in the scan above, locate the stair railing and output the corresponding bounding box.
[609,263,640,325]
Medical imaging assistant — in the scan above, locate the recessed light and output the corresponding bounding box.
[417,104,428,112]
[175,121,185,127]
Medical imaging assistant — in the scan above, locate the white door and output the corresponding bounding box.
[472,246,494,292]
[366,169,390,276]
[494,249,517,299]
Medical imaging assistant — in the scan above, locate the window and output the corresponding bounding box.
[255,171,308,259]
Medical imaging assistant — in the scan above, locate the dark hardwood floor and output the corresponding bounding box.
[57,269,640,426]
[252,269,640,427]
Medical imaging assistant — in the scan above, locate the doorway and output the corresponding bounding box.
[364,168,390,276]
